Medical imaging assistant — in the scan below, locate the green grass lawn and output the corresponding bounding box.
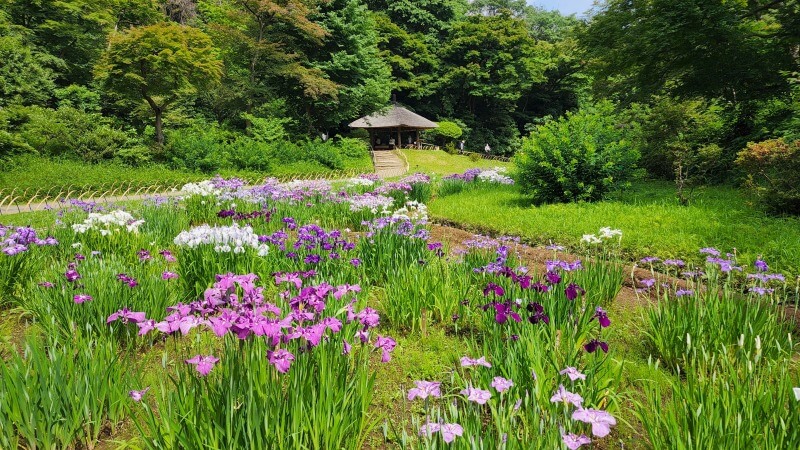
[401,149,511,175]
[429,181,800,274]
[0,155,373,194]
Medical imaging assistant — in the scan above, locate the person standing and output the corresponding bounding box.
[459,140,465,152]
[484,143,491,154]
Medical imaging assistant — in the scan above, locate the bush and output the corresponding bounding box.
[468,152,481,162]
[736,138,800,214]
[516,102,641,203]
[425,120,463,146]
[165,121,231,172]
[0,105,141,163]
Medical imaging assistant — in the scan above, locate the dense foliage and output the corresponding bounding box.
[516,102,641,203]
[736,138,800,214]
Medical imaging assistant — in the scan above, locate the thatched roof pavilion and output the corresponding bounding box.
[349,104,437,150]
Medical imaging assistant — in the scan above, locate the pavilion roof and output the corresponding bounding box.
[348,105,438,129]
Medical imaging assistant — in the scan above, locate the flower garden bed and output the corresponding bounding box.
[1,172,798,449]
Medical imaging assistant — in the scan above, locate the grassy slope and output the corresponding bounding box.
[401,150,511,175]
[429,182,800,274]
[0,155,373,192]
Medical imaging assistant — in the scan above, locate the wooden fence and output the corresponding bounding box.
[0,169,365,215]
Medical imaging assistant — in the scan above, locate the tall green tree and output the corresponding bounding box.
[95,22,223,145]
[436,12,549,152]
[199,0,338,126]
[4,0,161,85]
[581,0,798,104]
[0,13,59,106]
[295,0,391,132]
[364,0,467,38]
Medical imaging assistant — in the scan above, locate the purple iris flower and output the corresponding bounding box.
[304,254,321,265]
[482,282,505,297]
[572,408,617,437]
[342,339,352,355]
[439,424,464,444]
[159,249,176,262]
[562,433,592,450]
[584,339,609,354]
[754,259,769,272]
[663,259,685,267]
[73,293,92,304]
[460,356,492,368]
[38,281,55,288]
[491,302,521,324]
[185,355,219,376]
[675,289,694,297]
[640,256,660,264]
[560,367,587,381]
[699,247,720,257]
[592,307,611,327]
[65,269,81,282]
[137,249,152,261]
[375,335,396,362]
[491,376,514,393]
[526,302,549,324]
[545,271,561,285]
[268,349,295,374]
[107,308,147,324]
[408,380,442,400]
[162,271,179,280]
[565,283,585,301]
[129,387,150,402]
[350,258,361,267]
[550,385,583,407]
[460,386,492,404]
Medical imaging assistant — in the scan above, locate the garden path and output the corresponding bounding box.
[373,150,408,178]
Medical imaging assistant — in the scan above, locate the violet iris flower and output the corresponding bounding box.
[562,433,592,450]
[493,302,521,324]
[483,282,505,297]
[460,356,492,368]
[754,259,769,272]
[439,424,464,444]
[584,339,609,354]
[550,385,583,407]
[162,271,179,280]
[592,307,611,327]
[65,269,81,282]
[545,271,561,285]
[268,349,295,374]
[460,386,492,404]
[107,308,147,324]
[73,293,92,304]
[185,355,219,376]
[565,283,585,301]
[129,387,150,402]
[559,367,587,381]
[375,335,396,362]
[491,376,514,393]
[408,380,442,400]
[572,408,617,437]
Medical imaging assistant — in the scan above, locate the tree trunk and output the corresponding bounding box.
[155,108,164,146]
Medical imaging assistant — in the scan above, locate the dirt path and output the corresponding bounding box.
[429,223,659,309]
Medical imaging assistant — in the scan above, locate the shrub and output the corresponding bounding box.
[468,152,481,162]
[165,121,231,172]
[425,120,463,146]
[1,105,140,163]
[516,102,641,203]
[736,138,800,214]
